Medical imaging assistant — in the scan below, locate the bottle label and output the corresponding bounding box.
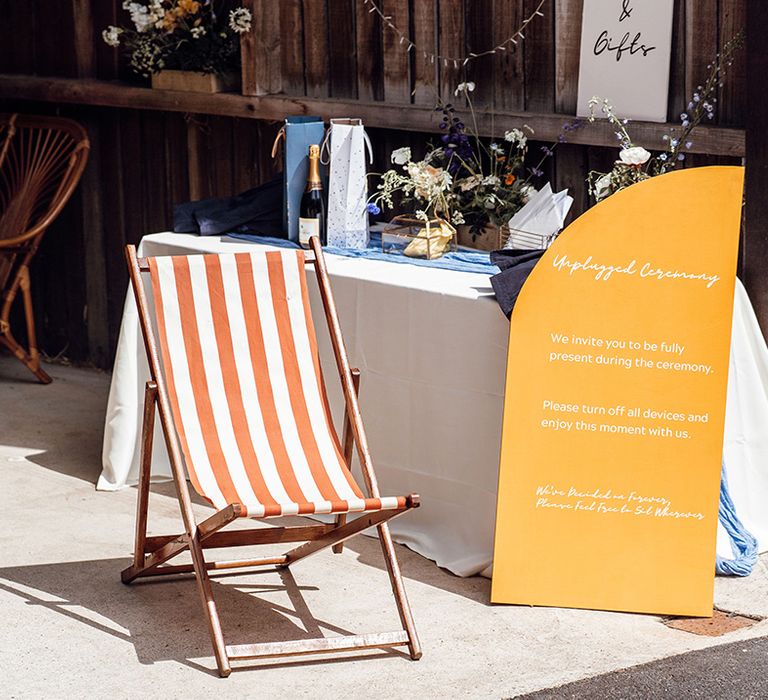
[299,217,320,248]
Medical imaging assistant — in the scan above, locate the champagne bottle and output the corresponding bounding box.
[298,144,326,249]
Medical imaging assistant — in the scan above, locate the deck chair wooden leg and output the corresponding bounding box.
[377,522,422,660]
[188,531,232,677]
[132,381,157,569]
[333,368,361,554]
[121,504,242,583]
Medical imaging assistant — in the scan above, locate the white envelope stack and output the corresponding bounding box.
[505,183,573,250]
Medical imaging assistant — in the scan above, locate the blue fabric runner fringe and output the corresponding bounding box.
[716,461,759,576]
[224,231,759,577]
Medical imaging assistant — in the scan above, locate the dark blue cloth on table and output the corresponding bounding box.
[489,248,546,318]
[174,176,284,237]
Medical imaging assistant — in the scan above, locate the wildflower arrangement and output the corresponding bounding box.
[102,1,252,77]
[367,82,575,231]
[587,32,743,203]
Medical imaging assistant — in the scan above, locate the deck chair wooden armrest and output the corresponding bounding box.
[121,239,421,676]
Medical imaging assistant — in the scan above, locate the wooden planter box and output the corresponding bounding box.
[456,223,508,251]
[151,70,240,93]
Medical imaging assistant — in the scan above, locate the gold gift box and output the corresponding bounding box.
[381,216,457,260]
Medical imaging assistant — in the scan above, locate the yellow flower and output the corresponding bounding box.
[178,0,201,15]
[162,10,178,30]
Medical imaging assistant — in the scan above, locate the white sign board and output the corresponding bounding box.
[576,0,675,123]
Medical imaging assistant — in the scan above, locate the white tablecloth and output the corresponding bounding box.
[100,233,768,576]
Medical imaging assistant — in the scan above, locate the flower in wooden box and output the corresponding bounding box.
[102,1,251,90]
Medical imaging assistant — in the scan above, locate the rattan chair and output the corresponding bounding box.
[0,113,89,383]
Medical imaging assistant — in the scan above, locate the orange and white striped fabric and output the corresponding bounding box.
[148,250,405,519]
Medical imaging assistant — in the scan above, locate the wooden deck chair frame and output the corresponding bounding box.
[121,238,421,676]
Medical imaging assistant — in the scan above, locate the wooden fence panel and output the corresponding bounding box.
[685,1,719,111]
[492,0,525,112]
[382,0,411,103]
[302,0,329,98]
[719,0,747,126]
[524,0,555,113]
[356,0,385,101]
[554,0,582,114]
[438,0,465,102]
[280,0,306,96]
[411,0,438,105]
[465,0,496,108]
[328,0,358,99]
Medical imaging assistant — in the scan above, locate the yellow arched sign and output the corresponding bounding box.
[491,166,744,616]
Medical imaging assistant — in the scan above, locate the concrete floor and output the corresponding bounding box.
[0,355,766,699]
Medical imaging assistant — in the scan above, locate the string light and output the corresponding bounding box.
[361,0,548,66]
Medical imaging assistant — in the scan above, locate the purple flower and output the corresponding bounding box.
[540,146,553,156]
[529,167,544,178]
[366,203,381,216]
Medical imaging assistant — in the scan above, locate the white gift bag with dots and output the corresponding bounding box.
[322,119,373,250]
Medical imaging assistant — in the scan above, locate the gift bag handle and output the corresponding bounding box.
[363,130,373,164]
[319,119,374,166]
[270,126,286,160]
[319,127,332,166]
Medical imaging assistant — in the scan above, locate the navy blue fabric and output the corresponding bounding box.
[489,248,546,318]
[173,177,283,237]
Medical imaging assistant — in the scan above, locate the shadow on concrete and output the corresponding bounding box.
[0,358,107,484]
[342,534,491,605]
[0,557,404,675]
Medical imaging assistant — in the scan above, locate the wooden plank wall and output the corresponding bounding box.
[0,0,749,367]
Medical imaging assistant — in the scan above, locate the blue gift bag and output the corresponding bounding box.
[271,116,326,243]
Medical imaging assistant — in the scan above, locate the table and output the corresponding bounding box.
[101,233,768,576]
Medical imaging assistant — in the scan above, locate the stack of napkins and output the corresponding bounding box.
[504,184,573,250]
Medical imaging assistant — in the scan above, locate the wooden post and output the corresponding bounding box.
[71,0,95,78]
[240,0,282,96]
[744,0,768,337]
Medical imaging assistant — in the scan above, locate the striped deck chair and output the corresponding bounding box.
[121,238,420,676]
